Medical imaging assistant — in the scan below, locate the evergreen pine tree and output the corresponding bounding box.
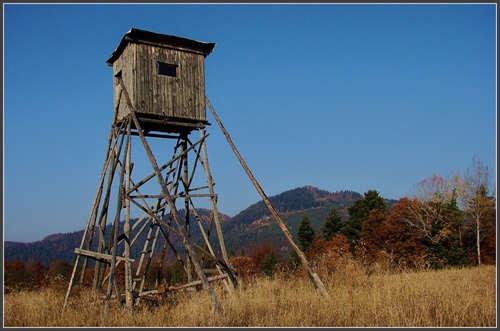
[429,191,468,268]
[297,213,315,251]
[322,207,343,241]
[261,250,278,277]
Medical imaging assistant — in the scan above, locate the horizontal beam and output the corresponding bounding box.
[142,274,228,296]
[74,248,135,263]
[100,268,228,301]
[128,193,216,199]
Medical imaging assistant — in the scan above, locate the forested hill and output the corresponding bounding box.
[220,186,367,253]
[228,186,362,228]
[4,186,369,266]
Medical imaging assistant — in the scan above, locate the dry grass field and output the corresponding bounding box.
[3,264,496,327]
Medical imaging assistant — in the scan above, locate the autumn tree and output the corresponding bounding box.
[341,190,388,253]
[359,209,389,264]
[404,174,460,243]
[306,234,353,277]
[404,174,468,267]
[377,198,427,270]
[26,259,45,287]
[4,259,27,288]
[322,207,343,241]
[297,213,315,252]
[461,157,496,266]
[249,243,279,274]
[230,256,257,279]
[46,260,73,281]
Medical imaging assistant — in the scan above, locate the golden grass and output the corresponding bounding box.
[4,264,496,327]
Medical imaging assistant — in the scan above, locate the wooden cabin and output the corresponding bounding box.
[106,28,215,133]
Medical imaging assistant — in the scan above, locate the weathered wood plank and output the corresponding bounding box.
[163,274,228,292]
[100,273,227,302]
[74,248,135,263]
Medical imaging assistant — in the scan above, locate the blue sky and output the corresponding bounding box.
[4,4,497,242]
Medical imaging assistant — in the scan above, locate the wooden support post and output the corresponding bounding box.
[182,136,193,283]
[103,119,130,320]
[93,127,126,299]
[199,128,236,291]
[206,97,329,298]
[124,120,134,310]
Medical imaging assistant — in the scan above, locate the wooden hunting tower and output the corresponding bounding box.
[64,29,235,316]
[106,28,215,133]
[64,28,327,319]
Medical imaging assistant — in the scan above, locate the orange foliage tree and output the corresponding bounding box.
[377,197,428,270]
[306,234,353,277]
[358,209,389,265]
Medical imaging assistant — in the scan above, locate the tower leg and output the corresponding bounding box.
[199,128,236,291]
[93,123,127,300]
[123,119,134,310]
[104,119,131,318]
[181,135,193,283]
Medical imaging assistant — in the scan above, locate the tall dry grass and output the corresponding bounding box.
[4,264,496,327]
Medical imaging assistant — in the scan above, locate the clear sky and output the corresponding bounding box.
[4,3,497,243]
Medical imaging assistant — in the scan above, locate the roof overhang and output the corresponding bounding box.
[106,28,216,66]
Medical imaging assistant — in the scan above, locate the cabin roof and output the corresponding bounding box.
[106,28,216,66]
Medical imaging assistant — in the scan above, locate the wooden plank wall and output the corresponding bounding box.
[128,43,206,121]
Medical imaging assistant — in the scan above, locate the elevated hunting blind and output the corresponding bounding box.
[64,28,327,319]
[107,28,215,133]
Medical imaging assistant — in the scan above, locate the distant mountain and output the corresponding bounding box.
[4,241,23,249]
[4,229,87,266]
[3,208,229,266]
[228,186,361,227]
[4,186,395,266]
[221,186,365,255]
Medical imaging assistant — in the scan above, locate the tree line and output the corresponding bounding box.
[295,157,495,270]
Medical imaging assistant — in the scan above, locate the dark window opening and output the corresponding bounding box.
[114,70,122,85]
[157,62,177,77]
